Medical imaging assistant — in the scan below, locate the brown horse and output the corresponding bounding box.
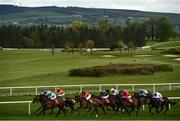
[32,94,66,117]
[63,97,76,113]
[133,92,151,110]
[75,95,106,117]
[149,97,176,115]
[117,93,140,115]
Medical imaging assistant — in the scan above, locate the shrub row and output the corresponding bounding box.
[163,48,180,54]
[69,64,173,77]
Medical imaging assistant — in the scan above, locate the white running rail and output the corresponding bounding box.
[0,101,32,115]
[0,83,180,96]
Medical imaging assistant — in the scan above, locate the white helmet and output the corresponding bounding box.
[110,88,115,92]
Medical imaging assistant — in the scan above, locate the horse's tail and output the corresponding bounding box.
[164,97,176,105]
[170,101,176,105]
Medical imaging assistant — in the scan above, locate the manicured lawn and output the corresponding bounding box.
[0,50,180,87]
[0,47,179,120]
[0,94,179,120]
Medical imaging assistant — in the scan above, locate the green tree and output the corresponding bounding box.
[78,43,83,55]
[117,40,125,52]
[85,40,95,55]
[71,21,87,30]
[156,17,174,41]
[127,41,135,55]
[63,41,71,54]
[23,37,35,48]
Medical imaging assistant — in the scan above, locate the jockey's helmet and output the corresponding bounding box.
[56,88,63,93]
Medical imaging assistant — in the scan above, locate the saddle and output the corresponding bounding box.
[52,98,59,105]
[128,98,133,104]
[102,98,110,104]
[89,99,93,103]
[123,98,133,104]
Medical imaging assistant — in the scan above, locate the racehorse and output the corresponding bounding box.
[149,96,176,115]
[117,92,140,115]
[32,94,66,117]
[133,92,151,108]
[63,97,76,113]
[75,95,106,117]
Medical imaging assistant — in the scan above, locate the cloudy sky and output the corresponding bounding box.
[0,0,180,13]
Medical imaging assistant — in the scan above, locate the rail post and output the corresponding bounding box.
[142,105,145,110]
[169,83,172,91]
[153,84,156,93]
[99,84,102,92]
[116,85,118,90]
[35,87,38,95]
[54,86,57,92]
[10,88,12,96]
[80,85,82,93]
[28,102,31,115]
[169,103,171,110]
[132,85,135,91]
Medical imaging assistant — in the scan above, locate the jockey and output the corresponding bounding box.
[152,92,164,101]
[100,90,109,98]
[139,89,148,97]
[56,88,65,98]
[81,90,91,100]
[110,88,119,96]
[43,90,57,100]
[121,90,133,103]
[100,89,110,104]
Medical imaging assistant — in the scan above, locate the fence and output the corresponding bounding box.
[0,97,179,115]
[0,83,179,96]
[0,101,32,115]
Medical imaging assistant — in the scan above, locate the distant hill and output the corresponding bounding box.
[0,5,180,29]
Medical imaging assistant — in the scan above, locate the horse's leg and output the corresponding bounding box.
[56,107,61,117]
[157,105,163,113]
[61,106,67,117]
[95,107,99,117]
[43,109,46,116]
[155,106,159,114]
[37,108,44,116]
[33,107,42,114]
[70,104,75,113]
[135,106,139,116]
[87,107,92,113]
[76,106,81,115]
[164,104,169,115]
[149,106,154,115]
[50,107,54,115]
[128,106,134,115]
[100,105,106,114]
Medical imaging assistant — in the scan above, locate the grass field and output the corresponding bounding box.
[0,49,180,87]
[0,94,179,120]
[0,44,180,120]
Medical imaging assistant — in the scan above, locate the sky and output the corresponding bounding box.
[0,0,180,14]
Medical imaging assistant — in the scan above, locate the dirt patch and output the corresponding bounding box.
[164,55,180,58]
[101,55,115,58]
[174,58,180,61]
[134,55,152,57]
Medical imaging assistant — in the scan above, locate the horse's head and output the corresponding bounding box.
[32,95,40,104]
[75,95,80,102]
[146,93,153,99]
[32,94,48,104]
[133,92,139,98]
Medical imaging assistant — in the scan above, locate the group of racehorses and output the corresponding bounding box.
[32,90,176,117]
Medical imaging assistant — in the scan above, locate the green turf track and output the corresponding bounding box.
[0,50,180,87]
[0,94,179,120]
[0,47,180,120]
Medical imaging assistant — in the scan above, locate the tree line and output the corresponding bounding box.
[0,17,175,49]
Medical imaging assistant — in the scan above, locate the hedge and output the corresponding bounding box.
[69,64,173,77]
